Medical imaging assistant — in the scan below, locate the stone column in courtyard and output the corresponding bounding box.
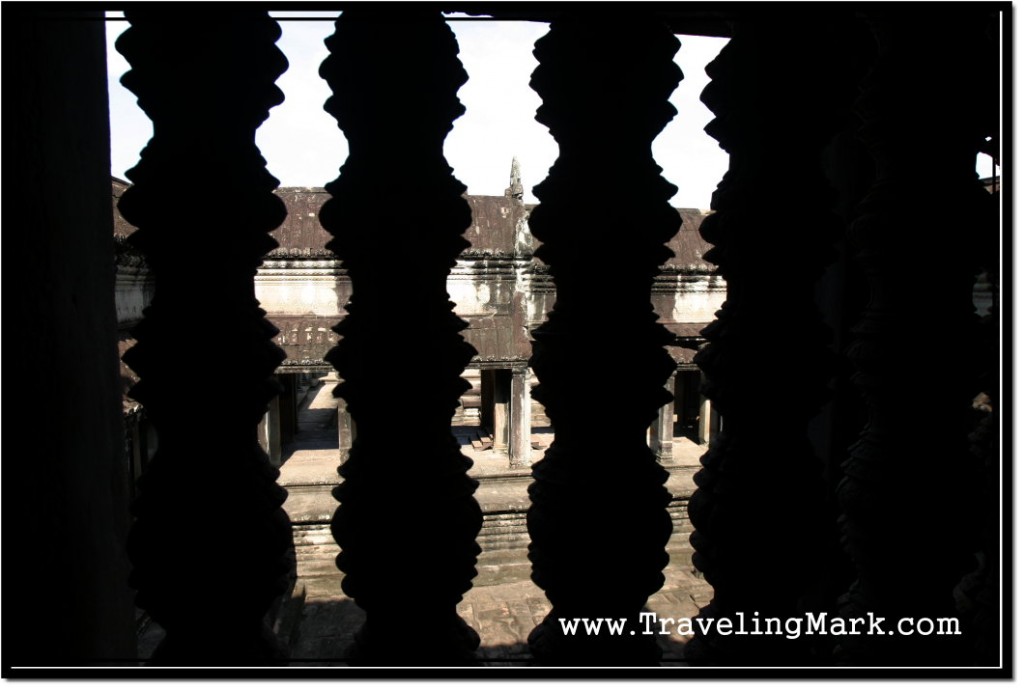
[525,14,680,665]
[323,372,356,464]
[509,366,533,467]
[696,394,716,446]
[492,369,511,452]
[319,10,483,665]
[117,9,294,663]
[649,372,675,463]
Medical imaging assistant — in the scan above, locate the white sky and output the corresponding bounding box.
[105,13,999,208]
[105,13,729,209]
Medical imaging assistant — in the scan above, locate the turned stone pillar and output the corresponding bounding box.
[117,9,294,664]
[7,10,138,663]
[320,9,483,665]
[684,14,864,665]
[649,372,675,463]
[525,15,680,665]
[509,367,533,467]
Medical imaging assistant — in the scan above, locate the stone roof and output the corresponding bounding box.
[667,209,715,272]
[261,187,714,268]
[462,195,523,256]
[265,189,527,257]
[111,177,137,238]
[270,188,332,254]
[111,180,715,270]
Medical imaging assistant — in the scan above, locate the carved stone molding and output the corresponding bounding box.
[264,247,339,259]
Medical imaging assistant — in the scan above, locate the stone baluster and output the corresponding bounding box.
[959,145,1001,666]
[319,11,483,665]
[509,367,533,467]
[955,14,1002,667]
[525,15,681,665]
[836,12,995,665]
[116,10,294,663]
[684,14,865,665]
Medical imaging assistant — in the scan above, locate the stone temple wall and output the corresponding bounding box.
[253,186,723,369]
[111,179,724,385]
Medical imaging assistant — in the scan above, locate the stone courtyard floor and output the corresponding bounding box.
[272,379,712,666]
[138,378,713,666]
[284,554,710,666]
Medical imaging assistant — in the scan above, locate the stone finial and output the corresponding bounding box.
[506,156,524,199]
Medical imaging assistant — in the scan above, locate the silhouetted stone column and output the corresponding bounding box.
[525,15,680,665]
[650,373,675,463]
[509,367,532,467]
[117,10,293,664]
[685,14,864,665]
[835,12,994,666]
[320,10,483,665]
